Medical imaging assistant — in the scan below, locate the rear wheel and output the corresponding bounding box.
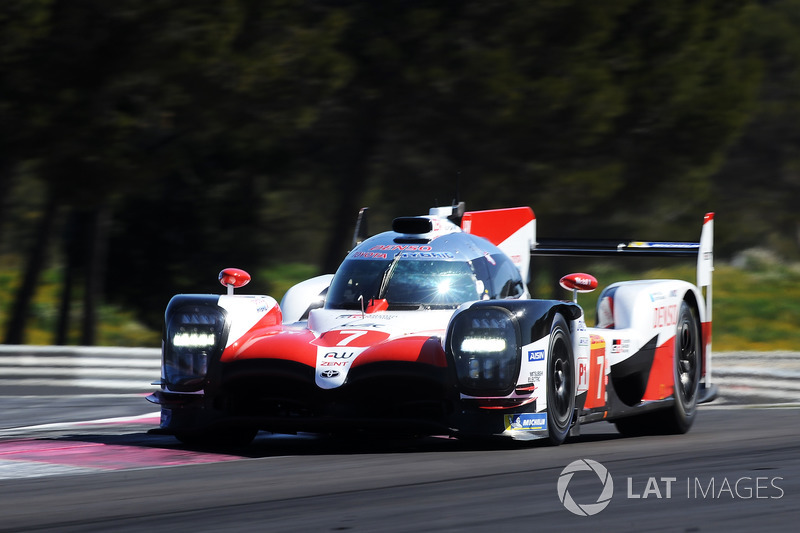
[546,314,575,445]
[664,301,702,433]
[614,300,701,436]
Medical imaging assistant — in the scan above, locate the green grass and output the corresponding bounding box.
[0,257,798,350]
[712,263,800,350]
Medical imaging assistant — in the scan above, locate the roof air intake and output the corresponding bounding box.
[392,217,433,235]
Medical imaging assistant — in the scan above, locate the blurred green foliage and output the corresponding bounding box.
[534,256,800,351]
[2,257,798,350]
[0,1,798,345]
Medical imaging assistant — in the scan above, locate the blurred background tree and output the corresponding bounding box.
[710,0,800,257]
[0,0,796,344]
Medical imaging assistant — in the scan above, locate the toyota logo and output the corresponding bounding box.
[320,370,340,378]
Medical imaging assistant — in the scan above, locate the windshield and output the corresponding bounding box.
[326,258,481,310]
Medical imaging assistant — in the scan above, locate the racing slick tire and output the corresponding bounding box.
[615,300,702,436]
[664,300,702,433]
[546,313,575,445]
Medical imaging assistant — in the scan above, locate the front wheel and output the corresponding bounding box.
[546,314,575,445]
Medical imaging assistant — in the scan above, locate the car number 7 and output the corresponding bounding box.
[337,330,369,346]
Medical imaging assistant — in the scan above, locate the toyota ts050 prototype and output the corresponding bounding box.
[148,204,717,446]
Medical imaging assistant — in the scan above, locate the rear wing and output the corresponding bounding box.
[530,212,714,291]
[532,213,716,401]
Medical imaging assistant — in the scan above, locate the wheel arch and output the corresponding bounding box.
[680,288,706,357]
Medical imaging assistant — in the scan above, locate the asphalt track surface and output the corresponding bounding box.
[0,387,797,533]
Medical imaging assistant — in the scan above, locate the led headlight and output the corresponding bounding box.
[459,337,508,354]
[449,306,520,395]
[164,305,226,391]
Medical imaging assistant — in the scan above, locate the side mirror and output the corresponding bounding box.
[219,268,251,295]
[559,272,598,303]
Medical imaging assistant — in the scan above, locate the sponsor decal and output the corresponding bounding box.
[528,370,543,383]
[313,329,389,388]
[651,290,679,302]
[528,349,545,362]
[628,241,700,249]
[324,322,386,329]
[336,314,397,321]
[653,304,678,329]
[352,251,388,259]
[360,245,453,259]
[397,251,454,259]
[254,297,272,313]
[505,413,548,431]
[324,351,356,359]
[370,245,433,252]
[611,339,630,354]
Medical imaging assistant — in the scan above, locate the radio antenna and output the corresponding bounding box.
[448,172,465,225]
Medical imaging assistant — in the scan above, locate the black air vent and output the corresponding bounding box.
[392,217,433,235]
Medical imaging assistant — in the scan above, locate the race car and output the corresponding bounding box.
[148,204,717,446]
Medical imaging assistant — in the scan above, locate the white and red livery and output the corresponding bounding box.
[149,204,716,445]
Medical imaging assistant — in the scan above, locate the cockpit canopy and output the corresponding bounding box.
[325,231,525,310]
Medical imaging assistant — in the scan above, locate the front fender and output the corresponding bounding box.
[162,293,281,392]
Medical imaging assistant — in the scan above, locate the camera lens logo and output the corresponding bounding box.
[557,459,614,516]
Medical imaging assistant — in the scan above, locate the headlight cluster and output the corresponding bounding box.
[164,306,226,391]
[449,307,520,395]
